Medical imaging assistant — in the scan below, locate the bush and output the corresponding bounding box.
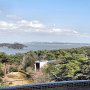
[0,69,4,77]
[9,67,18,72]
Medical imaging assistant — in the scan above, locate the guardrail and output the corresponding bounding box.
[0,80,90,90]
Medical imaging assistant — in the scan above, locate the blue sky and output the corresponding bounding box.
[0,0,90,43]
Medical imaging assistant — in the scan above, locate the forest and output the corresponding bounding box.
[0,46,90,85]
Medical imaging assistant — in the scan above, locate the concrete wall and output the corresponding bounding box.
[40,61,47,68]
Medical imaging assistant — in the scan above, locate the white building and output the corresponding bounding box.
[35,60,57,72]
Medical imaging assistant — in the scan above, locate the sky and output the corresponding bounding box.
[0,0,90,43]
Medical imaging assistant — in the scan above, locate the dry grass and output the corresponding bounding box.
[3,72,34,86]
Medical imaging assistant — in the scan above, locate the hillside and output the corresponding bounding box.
[0,46,90,86]
[2,72,34,86]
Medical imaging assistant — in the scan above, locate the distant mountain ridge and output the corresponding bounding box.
[25,42,90,45]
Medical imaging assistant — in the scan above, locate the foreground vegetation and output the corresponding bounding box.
[0,46,90,85]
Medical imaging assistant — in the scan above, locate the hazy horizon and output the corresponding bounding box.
[0,41,90,44]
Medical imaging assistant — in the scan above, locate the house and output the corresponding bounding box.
[35,60,57,72]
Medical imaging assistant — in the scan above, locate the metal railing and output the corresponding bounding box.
[0,80,90,90]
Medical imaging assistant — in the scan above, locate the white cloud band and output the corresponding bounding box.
[0,15,80,36]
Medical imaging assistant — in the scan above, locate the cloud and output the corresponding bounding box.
[0,17,83,37]
[0,21,15,30]
[0,13,80,36]
[49,28,79,35]
[0,20,45,31]
[17,20,44,28]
